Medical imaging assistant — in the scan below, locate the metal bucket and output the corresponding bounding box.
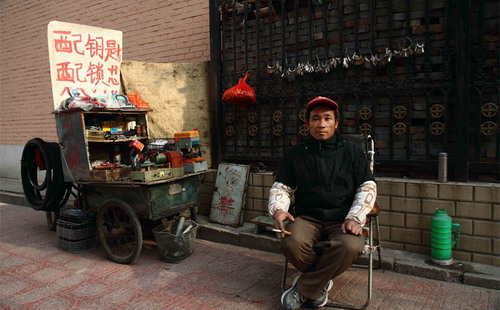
[153,220,198,263]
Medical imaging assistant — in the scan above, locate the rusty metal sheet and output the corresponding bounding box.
[209,163,250,227]
[83,175,201,221]
[55,111,90,182]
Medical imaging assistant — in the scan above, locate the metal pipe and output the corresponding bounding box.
[438,152,448,183]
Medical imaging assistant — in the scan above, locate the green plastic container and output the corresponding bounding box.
[431,208,460,265]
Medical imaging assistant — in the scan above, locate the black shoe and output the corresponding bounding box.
[281,276,305,310]
[303,280,333,308]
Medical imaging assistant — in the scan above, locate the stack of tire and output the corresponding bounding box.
[56,208,97,253]
[20,138,72,230]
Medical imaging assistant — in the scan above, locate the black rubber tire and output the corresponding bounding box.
[20,138,71,213]
[46,210,60,231]
[21,138,53,210]
[97,199,143,264]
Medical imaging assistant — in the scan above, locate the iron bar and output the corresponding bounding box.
[405,91,411,160]
[323,0,328,57]
[281,0,286,69]
[256,0,260,75]
[455,0,471,181]
[294,0,299,62]
[232,2,236,78]
[209,0,222,163]
[404,0,413,78]
[424,0,431,160]
[268,0,273,62]
[244,0,249,71]
[474,0,486,163]
[354,0,359,52]
[308,0,313,62]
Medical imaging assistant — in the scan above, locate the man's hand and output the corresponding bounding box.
[341,219,363,235]
[273,210,295,238]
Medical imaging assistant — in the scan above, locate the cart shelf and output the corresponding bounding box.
[87,137,148,143]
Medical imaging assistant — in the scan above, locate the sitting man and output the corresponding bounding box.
[268,96,377,310]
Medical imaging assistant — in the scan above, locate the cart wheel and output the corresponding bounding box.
[46,210,59,231]
[97,200,143,264]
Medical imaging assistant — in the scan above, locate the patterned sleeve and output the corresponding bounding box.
[267,182,294,217]
[345,180,377,226]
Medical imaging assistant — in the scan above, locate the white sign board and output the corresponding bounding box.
[209,163,250,227]
[47,21,123,109]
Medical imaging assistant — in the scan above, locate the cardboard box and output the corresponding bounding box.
[174,130,199,139]
[184,161,208,173]
[90,167,131,182]
[86,130,105,140]
[129,168,174,182]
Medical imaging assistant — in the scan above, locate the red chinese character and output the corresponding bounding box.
[56,62,75,82]
[66,144,86,170]
[72,34,84,56]
[63,115,75,135]
[86,62,107,86]
[220,206,230,216]
[104,40,122,61]
[85,34,104,59]
[59,87,89,97]
[75,63,87,82]
[219,196,235,207]
[107,65,120,85]
[54,31,72,53]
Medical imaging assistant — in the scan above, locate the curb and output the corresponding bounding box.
[0,191,27,207]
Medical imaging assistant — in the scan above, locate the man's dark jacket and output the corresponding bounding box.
[275,133,374,222]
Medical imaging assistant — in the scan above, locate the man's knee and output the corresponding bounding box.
[280,235,304,257]
[337,235,364,257]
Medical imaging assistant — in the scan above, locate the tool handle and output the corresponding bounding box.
[175,217,185,236]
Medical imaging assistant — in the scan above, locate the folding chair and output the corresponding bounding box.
[280,134,382,310]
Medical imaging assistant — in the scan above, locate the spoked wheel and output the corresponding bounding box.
[97,200,143,264]
[46,210,60,231]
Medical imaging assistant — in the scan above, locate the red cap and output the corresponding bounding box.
[306,96,339,114]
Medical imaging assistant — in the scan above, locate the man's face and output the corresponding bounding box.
[307,104,339,141]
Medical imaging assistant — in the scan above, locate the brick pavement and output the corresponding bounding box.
[1,203,498,310]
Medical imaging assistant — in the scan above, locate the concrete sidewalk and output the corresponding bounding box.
[1,202,499,310]
[2,177,499,291]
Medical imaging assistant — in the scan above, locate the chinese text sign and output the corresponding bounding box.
[48,21,123,109]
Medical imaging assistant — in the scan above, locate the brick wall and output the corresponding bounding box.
[0,0,209,146]
[199,169,500,266]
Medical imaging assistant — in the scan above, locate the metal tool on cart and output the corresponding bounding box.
[20,107,206,264]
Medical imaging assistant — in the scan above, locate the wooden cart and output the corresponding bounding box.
[80,172,204,264]
[22,107,206,264]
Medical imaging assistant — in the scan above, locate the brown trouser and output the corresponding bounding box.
[281,216,364,300]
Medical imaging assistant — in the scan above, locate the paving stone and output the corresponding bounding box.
[1,199,500,310]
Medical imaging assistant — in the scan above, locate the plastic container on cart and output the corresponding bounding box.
[153,220,198,263]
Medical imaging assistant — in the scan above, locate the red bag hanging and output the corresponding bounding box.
[222,72,256,106]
